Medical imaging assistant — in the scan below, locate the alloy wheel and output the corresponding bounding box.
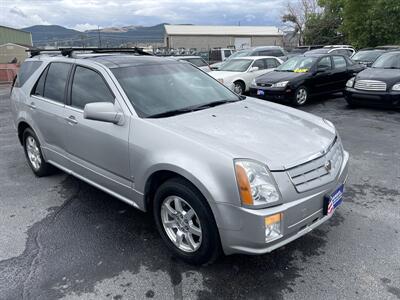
[234,83,244,95]
[161,195,202,252]
[296,88,308,105]
[26,136,41,170]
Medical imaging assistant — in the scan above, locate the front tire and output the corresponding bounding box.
[233,81,245,95]
[292,86,308,106]
[153,178,221,265]
[23,128,52,177]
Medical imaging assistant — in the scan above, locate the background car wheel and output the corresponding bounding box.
[153,177,221,265]
[23,128,53,177]
[345,97,358,108]
[292,86,308,106]
[233,81,245,95]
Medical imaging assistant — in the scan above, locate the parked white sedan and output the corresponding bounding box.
[209,56,282,94]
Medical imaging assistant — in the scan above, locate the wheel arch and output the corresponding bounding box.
[17,121,32,145]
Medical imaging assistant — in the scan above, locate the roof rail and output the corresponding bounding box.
[26,47,153,58]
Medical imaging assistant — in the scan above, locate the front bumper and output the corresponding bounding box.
[344,87,400,107]
[218,151,349,255]
[249,86,295,102]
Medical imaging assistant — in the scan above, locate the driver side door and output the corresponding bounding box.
[312,56,335,94]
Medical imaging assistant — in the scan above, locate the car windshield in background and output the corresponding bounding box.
[229,50,252,59]
[276,56,317,72]
[372,52,400,69]
[219,59,252,72]
[112,63,239,118]
[182,58,207,67]
[352,50,385,61]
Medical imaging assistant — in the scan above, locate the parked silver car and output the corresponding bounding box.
[11,50,349,265]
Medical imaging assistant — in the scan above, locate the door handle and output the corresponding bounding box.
[28,102,36,109]
[66,115,78,124]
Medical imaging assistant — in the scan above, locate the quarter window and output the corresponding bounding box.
[71,66,114,110]
[333,56,347,69]
[43,63,71,103]
[16,61,42,87]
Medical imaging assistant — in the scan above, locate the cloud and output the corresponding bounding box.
[2,0,289,29]
[73,23,99,31]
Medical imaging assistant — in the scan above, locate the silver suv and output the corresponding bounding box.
[11,49,349,265]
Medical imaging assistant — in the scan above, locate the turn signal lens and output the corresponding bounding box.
[265,213,282,242]
[265,213,281,225]
[234,164,253,205]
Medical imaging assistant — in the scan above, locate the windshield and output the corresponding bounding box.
[219,59,252,72]
[112,63,240,118]
[229,50,252,59]
[372,52,400,69]
[352,50,385,62]
[276,56,317,72]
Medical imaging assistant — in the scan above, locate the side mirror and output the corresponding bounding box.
[83,102,123,124]
[249,66,259,72]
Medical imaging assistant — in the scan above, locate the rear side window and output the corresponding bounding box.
[259,50,284,57]
[224,50,232,58]
[15,61,42,87]
[71,66,114,110]
[333,56,347,69]
[43,63,71,103]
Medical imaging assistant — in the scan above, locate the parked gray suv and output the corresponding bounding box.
[11,49,349,265]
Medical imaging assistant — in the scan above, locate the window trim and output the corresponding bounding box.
[67,64,115,111]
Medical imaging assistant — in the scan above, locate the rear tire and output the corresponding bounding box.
[23,128,53,177]
[153,178,221,265]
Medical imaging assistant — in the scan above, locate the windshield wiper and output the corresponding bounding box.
[147,99,241,118]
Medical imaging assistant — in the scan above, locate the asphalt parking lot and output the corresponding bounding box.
[0,84,399,300]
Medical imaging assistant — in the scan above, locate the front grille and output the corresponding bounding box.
[287,138,343,193]
[354,80,387,91]
[257,83,272,87]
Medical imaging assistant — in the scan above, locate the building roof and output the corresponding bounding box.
[164,25,283,36]
[0,25,31,34]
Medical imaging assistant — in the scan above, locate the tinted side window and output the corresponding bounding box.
[32,66,48,96]
[16,61,43,87]
[224,50,232,58]
[43,63,71,103]
[185,58,207,67]
[253,59,265,70]
[333,56,347,69]
[259,50,284,57]
[317,57,332,69]
[71,66,114,110]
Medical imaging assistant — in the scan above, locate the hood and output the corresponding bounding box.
[150,98,336,170]
[256,70,308,84]
[356,68,400,86]
[209,70,242,80]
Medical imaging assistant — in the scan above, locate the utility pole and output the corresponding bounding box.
[97,25,102,47]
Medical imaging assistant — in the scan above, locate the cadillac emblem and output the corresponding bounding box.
[324,160,332,172]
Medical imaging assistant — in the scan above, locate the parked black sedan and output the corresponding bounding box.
[344,51,400,108]
[250,54,364,106]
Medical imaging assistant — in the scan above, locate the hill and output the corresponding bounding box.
[22,24,166,47]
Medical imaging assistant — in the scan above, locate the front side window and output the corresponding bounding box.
[266,58,280,68]
[333,56,347,69]
[224,50,232,58]
[111,62,240,118]
[32,66,48,97]
[252,59,265,70]
[43,63,71,103]
[71,66,114,109]
[317,57,332,70]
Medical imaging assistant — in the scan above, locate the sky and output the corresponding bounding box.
[1,0,290,31]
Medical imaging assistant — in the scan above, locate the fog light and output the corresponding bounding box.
[265,213,282,242]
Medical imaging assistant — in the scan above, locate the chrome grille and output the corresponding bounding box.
[287,139,343,193]
[354,80,387,91]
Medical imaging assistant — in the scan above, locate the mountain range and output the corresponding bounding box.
[22,24,166,47]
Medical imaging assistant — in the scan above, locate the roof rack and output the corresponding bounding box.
[26,47,153,58]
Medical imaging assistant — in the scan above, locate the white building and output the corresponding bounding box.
[164,25,284,50]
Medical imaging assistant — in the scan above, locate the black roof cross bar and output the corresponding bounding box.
[26,47,153,58]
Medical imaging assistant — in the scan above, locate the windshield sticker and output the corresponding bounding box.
[294,68,309,73]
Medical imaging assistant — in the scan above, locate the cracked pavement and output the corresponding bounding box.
[0,85,399,299]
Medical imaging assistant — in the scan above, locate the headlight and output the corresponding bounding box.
[251,78,257,87]
[272,81,289,88]
[234,160,281,207]
[217,78,224,84]
[346,77,355,88]
[392,83,400,91]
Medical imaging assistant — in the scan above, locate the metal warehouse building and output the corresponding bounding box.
[0,26,32,47]
[0,26,33,64]
[164,25,284,50]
